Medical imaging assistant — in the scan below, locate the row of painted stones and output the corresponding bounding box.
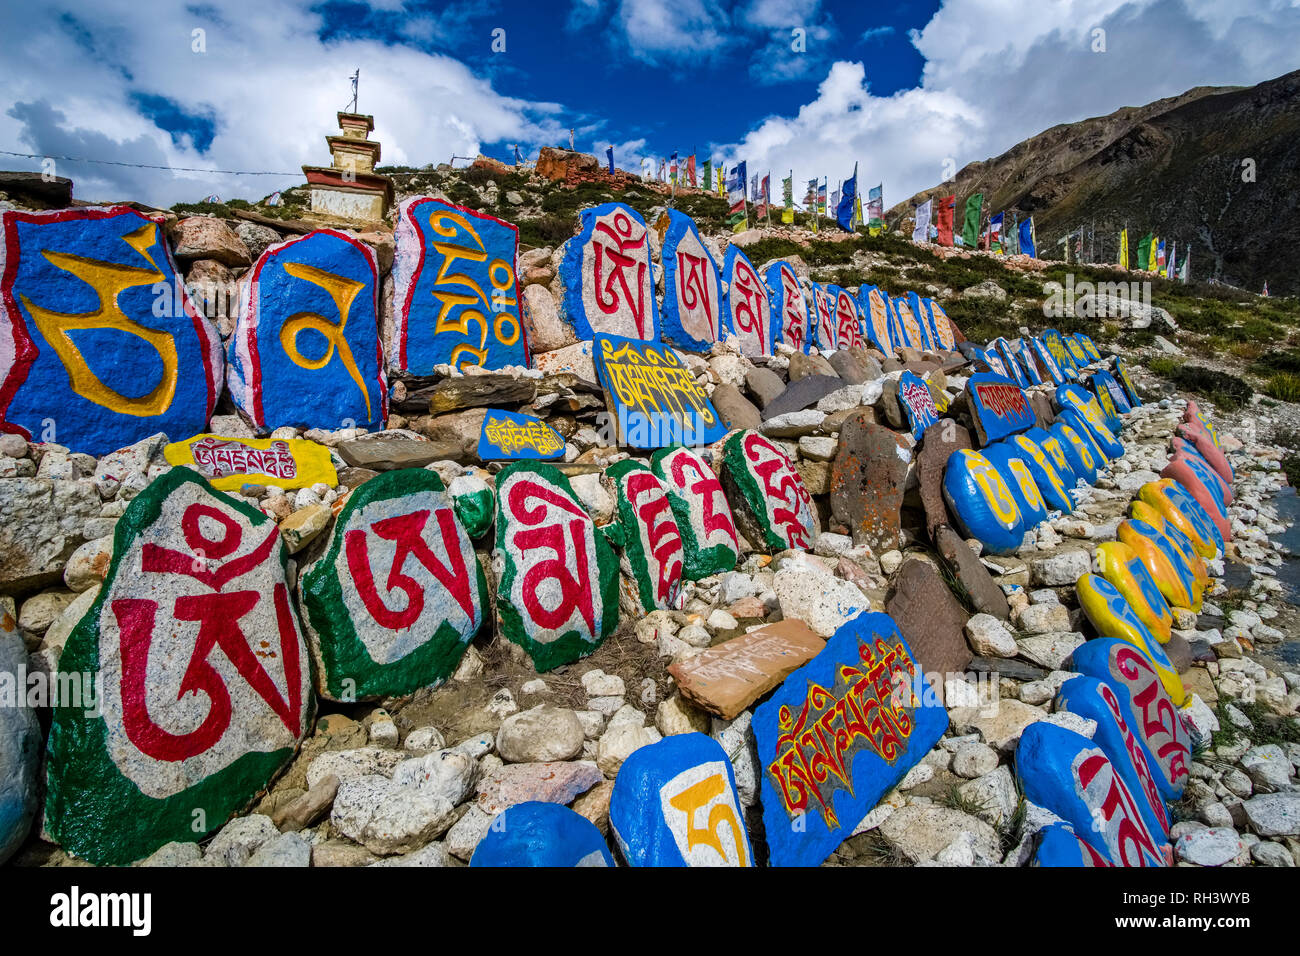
[0,201,954,459]
[1018,401,1235,866]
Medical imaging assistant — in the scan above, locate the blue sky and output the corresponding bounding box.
[1,0,1296,208]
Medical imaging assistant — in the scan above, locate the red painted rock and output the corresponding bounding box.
[1160,455,1230,541]
[1174,423,1233,487]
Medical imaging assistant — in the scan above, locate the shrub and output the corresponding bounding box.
[1263,372,1300,403]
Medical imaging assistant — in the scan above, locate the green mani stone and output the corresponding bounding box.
[607,459,686,613]
[719,430,817,553]
[650,445,739,580]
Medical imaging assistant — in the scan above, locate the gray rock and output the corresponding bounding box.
[879,804,1001,864]
[1240,744,1294,790]
[1175,827,1243,866]
[952,741,1000,779]
[1242,793,1300,837]
[331,774,459,855]
[744,367,786,408]
[1028,550,1092,587]
[496,705,585,763]
[204,814,280,867]
[246,831,311,867]
[761,375,844,420]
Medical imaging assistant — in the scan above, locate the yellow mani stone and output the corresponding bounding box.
[1095,541,1173,643]
[1126,502,1210,589]
[1138,479,1216,559]
[164,433,338,492]
[1117,519,1203,613]
[1076,572,1187,706]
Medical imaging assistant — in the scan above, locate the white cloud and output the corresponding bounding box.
[612,0,733,64]
[717,0,1300,214]
[0,0,569,207]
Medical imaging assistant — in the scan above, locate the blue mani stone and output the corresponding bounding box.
[609,732,752,867]
[229,229,385,432]
[922,298,957,350]
[557,202,658,342]
[993,339,1031,388]
[1034,822,1113,867]
[593,333,727,449]
[1059,403,1122,461]
[896,370,940,440]
[1066,333,1092,367]
[905,291,935,350]
[1079,334,1103,362]
[1086,372,1125,433]
[392,198,529,373]
[1042,329,1080,377]
[1055,676,1171,842]
[856,285,896,353]
[1114,357,1143,407]
[1030,337,1066,385]
[659,210,723,352]
[471,802,614,867]
[1024,426,1078,488]
[477,408,565,460]
[1070,638,1192,800]
[721,244,772,357]
[1094,369,1132,416]
[1008,433,1076,513]
[892,295,927,350]
[1015,722,1170,867]
[0,206,222,456]
[965,372,1035,444]
[1015,338,1044,385]
[754,612,946,868]
[1049,421,1099,485]
[807,281,835,350]
[764,261,810,353]
[942,448,1026,554]
[982,441,1050,528]
[830,285,866,352]
[1056,383,1122,453]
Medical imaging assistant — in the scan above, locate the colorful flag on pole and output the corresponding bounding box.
[935,194,955,246]
[702,159,712,191]
[606,145,614,174]
[1165,240,1176,279]
[836,165,857,232]
[686,154,696,187]
[1156,238,1167,271]
[867,183,884,232]
[854,191,863,230]
[1119,229,1129,269]
[670,152,679,185]
[1018,216,1036,258]
[806,178,819,233]
[912,199,932,244]
[1137,233,1153,270]
[782,173,794,224]
[1179,246,1190,282]
[718,163,726,198]
[727,162,748,234]
[817,179,827,215]
[989,212,1005,254]
[961,193,983,248]
[756,173,770,221]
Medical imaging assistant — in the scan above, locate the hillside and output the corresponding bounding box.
[890,70,1300,295]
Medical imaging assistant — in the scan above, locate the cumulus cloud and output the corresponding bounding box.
[716,0,1300,213]
[0,0,568,207]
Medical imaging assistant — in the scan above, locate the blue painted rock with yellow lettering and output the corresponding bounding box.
[942,449,1026,554]
[1088,371,1126,430]
[1079,334,1103,362]
[1033,822,1113,867]
[1008,433,1075,513]
[1075,573,1186,706]
[0,206,223,456]
[471,802,614,867]
[610,732,752,867]
[1118,518,1203,612]
[981,441,1049,528]
[1025,426,1077,486]
[1071,638,1192,799]
[1015,722,1170,867]
[1066,333,1092,368]
[1095,541,1173,643]
[1161,458,1230,541]
[1113,357,1143,407]
[1030,337,1067,385]
[1041,329,1078,376]
[1138,480,1222,558]
[1059,401,1122,461]
[1050,422,1099,485]
[229,229,386,431]
[1056,676,1171,841]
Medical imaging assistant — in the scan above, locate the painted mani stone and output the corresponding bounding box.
[228,230,386,431]
[719,430,818,552]
[1055,676,1170,841]
[965,373,1035,445]
[755,612,947,868]
[942,448,1025,554]
[0,206,223,456]
[721,245,771,357]
[808,282,837,350]
[299,469,487,701]
[164,433,337,492]
[447,473,496,539]
[904,292,935,350]
[1014,339,1044,386]
[1154,517,1211,593]
[1138,479,1221,558]
[892,295,926,350]
[1075,573,1186,706]
[649,446,739,581]
[1050,422,1099,485]
[471,802,614,867]
[981,441,1049,528]
[44,468,313,865]
[1025,426,1077,486]
[1114,357,1142,407]
[558,202,657,342]
[1173,428,1234,491]
[1065,333,1091,367]
[659,210,722,351]
[606,460,686,614]
[764,261,809,353]
[610,732,752,867]
[392,197,527,373]
[493,462,619,671]
[1042,329,1079,377]
[1056,385,1123,458]
[1085,372,1124,433]
[1093,370,1131,418]
[594,334,726,449]
[1117,519,1200,613]
[1009,433,1075,513]
[1079,334,1103,362]
[477,408,564,461]
[832,286,864,352]
[923,299,957,350]
[1031,337,1066,385]
[992,339,1030,389]
[1059,408,1114,470]
[857,285,895,353]
[1015,722,1169,867]
[1095,541,1173,643]
[1034,822,1112,867]
[896,370,940,440]
[1162,455,1230,540]
[1070,638,1191,799]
